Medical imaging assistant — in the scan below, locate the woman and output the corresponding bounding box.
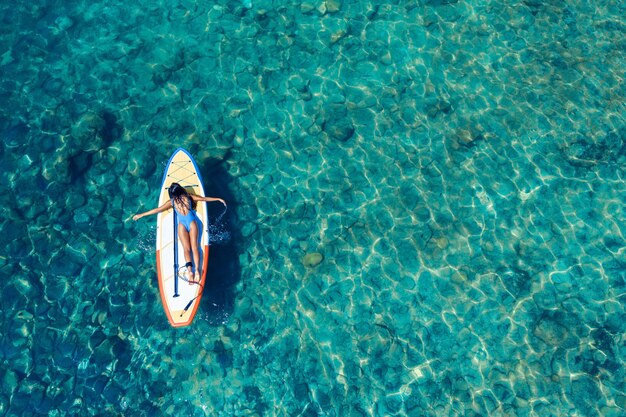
[133,182,226,283]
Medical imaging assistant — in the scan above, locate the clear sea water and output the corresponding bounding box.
[1,0,625,416]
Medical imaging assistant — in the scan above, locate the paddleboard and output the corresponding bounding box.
[156,148,209,327]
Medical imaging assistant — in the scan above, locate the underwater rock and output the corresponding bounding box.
[416,206,431,222]
[500,268,531,298]
[241,222,258,238]
[41,77,65,95]
[70,151,95,178]
[424,97,453,119]
[233,132,245,147]
[1,369,17,399]
[303,252,323,267]
[128,153,156,178]
[533,314,568,346]
[20,191,46,221]
[562,141,600,167]
[102,381,124,405]
[49,249,82,277]
[326,0,342,13]
[590,327,615,355]
[300,1,318,13]
[42,151,71,184]
[3,122,29,149]
[453,128,484,149]
[322,106,354,142]
[66,191,86,210]
[288,75,309,93]
[385,392,405,414]
[53,15,74,33]
[9,348,33,376]
[92,338,115,365]
[69,235,98,261]
[43,274,70,300]
[236,295,254,320]
[570,376,602,415]
[70,112,105,153]
[73,208,92,226]
[563,130,626,168]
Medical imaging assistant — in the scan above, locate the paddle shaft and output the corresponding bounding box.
[173,210,180,298]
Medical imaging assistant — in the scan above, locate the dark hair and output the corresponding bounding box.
[168,182,196,210]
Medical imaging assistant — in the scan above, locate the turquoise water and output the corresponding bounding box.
[1,0,625,415]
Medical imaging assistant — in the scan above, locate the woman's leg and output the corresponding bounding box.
[178,223,193,280]
[189,220,201,281]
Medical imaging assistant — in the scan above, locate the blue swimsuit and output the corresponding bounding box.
[172,197,199,232]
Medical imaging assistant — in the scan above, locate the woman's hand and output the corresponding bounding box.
[133,214,142,221]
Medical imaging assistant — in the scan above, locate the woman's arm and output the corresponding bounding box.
[191,195,227,206]
[133,200,172,221]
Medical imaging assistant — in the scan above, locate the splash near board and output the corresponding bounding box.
[156,148,209,327]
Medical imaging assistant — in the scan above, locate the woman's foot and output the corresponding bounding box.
[193,272,201,284]
[182,267,193,283]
